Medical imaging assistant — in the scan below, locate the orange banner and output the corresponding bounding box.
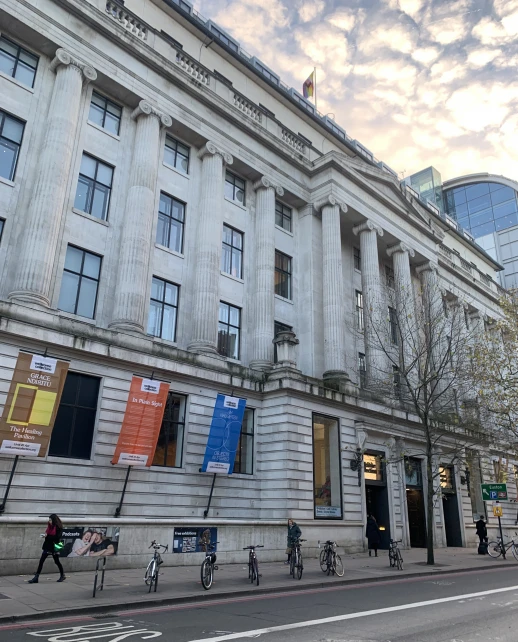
[112,377,169,467]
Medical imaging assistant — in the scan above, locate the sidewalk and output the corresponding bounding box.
[0,547,514,624]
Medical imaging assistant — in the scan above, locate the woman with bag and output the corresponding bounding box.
[285,518,301,565]
[28,514,66,583]
[365,514,381,557]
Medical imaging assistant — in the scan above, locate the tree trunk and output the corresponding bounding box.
[426,445,435,565]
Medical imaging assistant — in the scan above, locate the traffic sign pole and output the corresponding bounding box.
[495,501,506,559]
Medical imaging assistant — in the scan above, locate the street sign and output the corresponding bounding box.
[481,483,507,501]
[493,505,503,517]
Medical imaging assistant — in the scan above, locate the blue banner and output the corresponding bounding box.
[201,394,246,474]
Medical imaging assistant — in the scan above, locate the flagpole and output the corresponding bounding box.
[314,66,317,111]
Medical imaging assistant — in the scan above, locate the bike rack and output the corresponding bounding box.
[92,557,107,598]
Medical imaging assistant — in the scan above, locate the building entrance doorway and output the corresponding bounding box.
[364,452,391,550]
[405,458,426,548]
[441,465,463,547]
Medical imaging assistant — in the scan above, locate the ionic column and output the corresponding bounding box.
[110,101,172,332]
[353,220,384,387]
[187,142,233,354]
[318,196,349,383]
[250,177,283,371]
[9,50,97,306]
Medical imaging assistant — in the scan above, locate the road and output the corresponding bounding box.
[2,567,518,641]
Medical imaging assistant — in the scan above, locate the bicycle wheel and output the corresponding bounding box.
[201,559,213,590]
[145,560,156,589]
[290,552,296,578]
[296,552,303,580]
[248,560,253,582]
[333,553,344,577]
[319,549,328,573]
[396,550,404,571]
[487,540,503,558]
[154,565,159,592]
[253,557,259,586]
[512,544,518,562]
[388,549,395,567]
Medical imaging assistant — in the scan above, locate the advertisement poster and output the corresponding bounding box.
[60,526,120,558]
[201,394,246,474]
[111,377,170,467]
[173,527,218,553]
[0,352,69,458]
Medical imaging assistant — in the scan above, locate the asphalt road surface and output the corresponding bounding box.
[2,567,518,641]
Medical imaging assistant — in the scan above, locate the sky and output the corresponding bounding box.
[193,0,518,183]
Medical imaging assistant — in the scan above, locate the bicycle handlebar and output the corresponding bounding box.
[149,541,168,550]
[243,545,264,550]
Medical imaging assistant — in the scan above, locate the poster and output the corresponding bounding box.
[111,377,169,467]
[173,527,218,553]
[0,352,69,458]
[315,506,342,518]
[201,394,246,474]
[60,526,120,558]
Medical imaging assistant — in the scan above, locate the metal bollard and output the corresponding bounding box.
[92,557,107,598]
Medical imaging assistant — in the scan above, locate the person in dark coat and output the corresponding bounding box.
[366,514,381,557]
[28,514,65,583]
[475,515,487,545]
[285,518,302,565]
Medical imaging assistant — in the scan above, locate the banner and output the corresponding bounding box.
[111,376,169,467]
[201,394,246,474]
[173,527,218,553]
[0,352,69,457]
[60,526,120,557]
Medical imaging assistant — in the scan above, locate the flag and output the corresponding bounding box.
[303,70,315,99]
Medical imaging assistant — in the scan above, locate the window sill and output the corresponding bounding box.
[57,309,97,324]
[275,294,294,305]
[218,355,242,365]
[163,161,190,179]
[225,197,247,212]
[87,120,121,140]
[0,69,34,93]
[221,271,244,284]
[148,334,178,348]
[155,243,184,259]
[45,455,95,466]
[354,268,361,274]
[72,207,109,226]
[0,175,15,188]
[275,224,293,237]
[149,464,185,472]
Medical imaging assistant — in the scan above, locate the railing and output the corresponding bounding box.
[460,258,473,274]
[281,128,306,155]
[233,93,262,123]
[175,51,211,86]
[106,1,148,40]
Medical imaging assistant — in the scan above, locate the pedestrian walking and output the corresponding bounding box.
[366,514,381,557]
[476,515,488,554]
[28,514,66,583]
[285,518,301,565]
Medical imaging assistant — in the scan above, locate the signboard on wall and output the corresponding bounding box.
[201,394,246,474]
[173,527,218,553]
[60,526,120,557]
[112,377,169,467]
[0,352,69,457]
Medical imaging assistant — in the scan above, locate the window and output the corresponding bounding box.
[0,218,4,242]
[405,457,423,487]
[152,392,185,467]
[354,247,361,271]
[0,110,24,181]
[234,408,254,474]
[364,453,384,482]
[74,153,113,220]
[225,170,245,205]
[58,246,101,319]
[313,414,342,519]
[164,135,189,173]
[275,250,292,300]
[358,352,366,388]
[221,224,243,279]
[218,302,241,359]
[385,265,395,289]
[388,306,398,344]
[274,320,292,363]
[49,373,100,459]
[393,365,401,399]
[275,201,292,232]
[356,290,364,331]
[147,277,179,342]
[0,36,38,87]
[88,91,122,136]
[156,192,185,253]
[440,465,455,492]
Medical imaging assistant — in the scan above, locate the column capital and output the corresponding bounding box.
[387,241,415,258]
[253,176,284,196]
[314,195,347,213]
[131,100,172,128]
[50,48,97,84]
[416,261,438,276]
[352,219,383,237]
[198,141,233,165]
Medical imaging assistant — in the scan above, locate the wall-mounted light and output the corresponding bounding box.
[350,448,363,487]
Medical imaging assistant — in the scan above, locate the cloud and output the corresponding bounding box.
[298,0,326,23]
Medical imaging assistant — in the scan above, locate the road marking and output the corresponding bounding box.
[186,584,518,642]
[27,622,162,641]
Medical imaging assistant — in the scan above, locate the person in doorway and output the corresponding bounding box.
[476,515,487,545]
[285,518,301,565]
[28,514,66,583]
[366,514,381,557]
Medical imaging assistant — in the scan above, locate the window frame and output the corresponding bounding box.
[58,245,102,319]
[0,109,25,181]
[225,169,246,205]
[88,91,122,136]
[147,276,180,342]
[0,218,4,243]
[388,306,398,345]
[356,290,364,332]
[385,265,395,289]
[312,412,343,520]
[217,301,241,360]
[152,391,186,468]
[233,407,254,475]
[274,250,292,300]
[275,200,292,232]
[74,152,114,221]
[354,247,361,271]
[0,35,38,88]
[156,191,185,254]
[358,352,366,388]
[164,134,190,174]
[221,224,244,279]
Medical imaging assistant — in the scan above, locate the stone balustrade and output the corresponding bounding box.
[106,1,148,40]
[233,93,263,123]
[175,51,211,86]
[281,128,307,155]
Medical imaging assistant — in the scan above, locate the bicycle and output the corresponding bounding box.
[487,532,518,560]
[319,540,344,577]
[289,538,306,580]
[388,539,404,570]
[243,545,263,586]
[200,541,219,590]
[144,541,168,593]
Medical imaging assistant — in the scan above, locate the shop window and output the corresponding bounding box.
[440,465,455,492]
[233,408,254,474]
[152,392,185,467]
[313,414,342,519]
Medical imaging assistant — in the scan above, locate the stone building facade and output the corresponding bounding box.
[0,0,513,573]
